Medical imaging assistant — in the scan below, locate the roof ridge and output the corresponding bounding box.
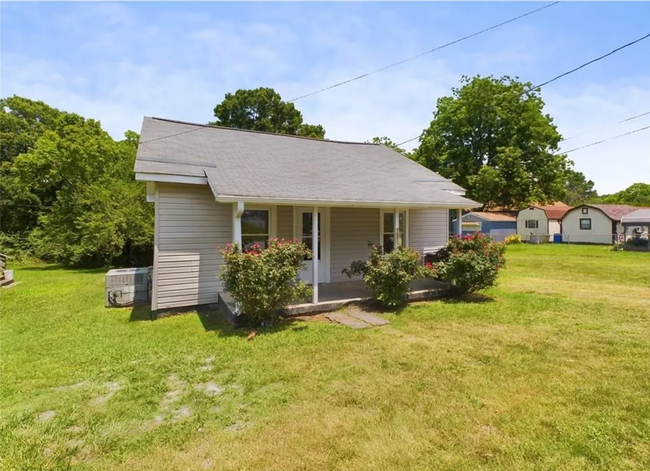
[147,116,381,146]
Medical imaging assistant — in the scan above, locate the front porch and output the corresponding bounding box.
[217,278,449,323]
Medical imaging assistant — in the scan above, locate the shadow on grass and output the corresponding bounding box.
[129,305,155,322]
[440,293,496,304]
[19,264,107,274]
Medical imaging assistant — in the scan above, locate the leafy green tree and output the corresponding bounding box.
[415,76,568,209]
[211,87,326,138]
[370,136,412,158]
[564,169,597,206]
[593,183,650,206]
[1,96,153,266]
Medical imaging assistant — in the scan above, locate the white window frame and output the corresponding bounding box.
[380,209,409,252]
[240,205,277,250]
[293,207,331,284]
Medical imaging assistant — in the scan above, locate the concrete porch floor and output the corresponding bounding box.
[285,278,449,315]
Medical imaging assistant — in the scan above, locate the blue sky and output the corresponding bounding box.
[2,1,649,193]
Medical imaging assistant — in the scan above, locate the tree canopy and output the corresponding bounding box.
[0,96,152,266]
[564,169,597,206]
[415,76,571,209]
[211,87,326,138]
[593,183,650,206]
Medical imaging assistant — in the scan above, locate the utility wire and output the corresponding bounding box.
[561,110,650,142]
[395,32,650,147]
[287,2,560,103]
[562,125,650,155]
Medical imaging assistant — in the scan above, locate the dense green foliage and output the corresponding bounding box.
[592,182,650,206]
[432,232,506,295]
[211,87,326,138]
[219,239,312,325]
[415,76,575,209]
[564,169,597,206]
[0,96,153,266]
[343,244,426,307]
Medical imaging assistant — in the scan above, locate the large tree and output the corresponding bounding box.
[564,169,597,206]
[211,87,326,138]
[1,96,153,266]
[415,76,569,209]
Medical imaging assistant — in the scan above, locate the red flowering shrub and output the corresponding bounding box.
[433,232,506,295]
[219,238,312,325]
[343,244,426,307]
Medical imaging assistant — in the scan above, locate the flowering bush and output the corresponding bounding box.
[504,234,523,245]
[219,238,312,325]
[343,244,427,308]
[433,232,506,295]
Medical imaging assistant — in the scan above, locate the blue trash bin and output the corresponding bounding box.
[553,233,562,243]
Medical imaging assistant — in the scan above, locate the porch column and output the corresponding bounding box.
[232,201,244,247]
[456,208,463,237]
[393,209,400,247]
[312,206,319,304]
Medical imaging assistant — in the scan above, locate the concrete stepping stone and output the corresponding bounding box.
[324,312,371,329]
[345,309,390,326]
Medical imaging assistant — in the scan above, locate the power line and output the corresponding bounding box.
[562,125,650,155]
[287,2,560,103]
[561,110,650,142]
[395,32,650,147]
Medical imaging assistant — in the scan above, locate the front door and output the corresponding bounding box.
[295,208,330,284]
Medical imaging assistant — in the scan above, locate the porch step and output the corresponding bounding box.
[344,308,390,326]
[324,312,371,329]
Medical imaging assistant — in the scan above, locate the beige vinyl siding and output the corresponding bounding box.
[277,206,293,241]
[409,209,449,254]
[330,208,380,282]
[155,183,231,310]
[562,207,616,244]
[517,207,548,242]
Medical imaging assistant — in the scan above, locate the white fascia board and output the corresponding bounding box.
[135,173,208,185]
[215,195,478,209]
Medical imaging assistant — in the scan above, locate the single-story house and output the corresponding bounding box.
[454,212,517,242]
[516,202,572,242]
[134,117,479,311]
[562,204,648,244]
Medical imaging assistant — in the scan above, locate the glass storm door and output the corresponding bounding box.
[297,209,329,284]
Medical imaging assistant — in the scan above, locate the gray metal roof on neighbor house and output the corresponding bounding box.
[620,208,650,225]
[135,117,479,208]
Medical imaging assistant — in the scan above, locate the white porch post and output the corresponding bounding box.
[393,209,400,247]
[233,201,244,247]
[312,206,319,304]
[456,208,463,237]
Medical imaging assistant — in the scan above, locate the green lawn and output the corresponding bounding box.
[1,245,649,470]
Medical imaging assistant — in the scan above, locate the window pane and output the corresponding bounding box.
[242,210,269,235]
[383,234,395,253]
[302,212,312,237]
[383,212,394,234]
[397,212,405,246]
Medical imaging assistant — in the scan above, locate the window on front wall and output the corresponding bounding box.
[582,207,589,214]
[382,211,406,252]
[525,220,538,229]
[241,209,269,251]
[579,218,591,230]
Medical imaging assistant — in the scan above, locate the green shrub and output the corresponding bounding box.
[219,238,312,325]
[433,233,506,295]
[343,244,426,308]
[505,234,523,245]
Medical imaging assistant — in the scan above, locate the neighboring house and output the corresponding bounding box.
[454,212,517,242]
[516,202,572,242]
[134,117,479,311]
[562,204,647,244]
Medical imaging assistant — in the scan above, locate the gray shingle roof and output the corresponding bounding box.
[135,117,479,208]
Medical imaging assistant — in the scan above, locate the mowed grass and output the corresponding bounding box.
[1,245,649,470]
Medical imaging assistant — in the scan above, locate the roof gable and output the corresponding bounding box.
[579,204,646,221]
[135,117,479,208]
